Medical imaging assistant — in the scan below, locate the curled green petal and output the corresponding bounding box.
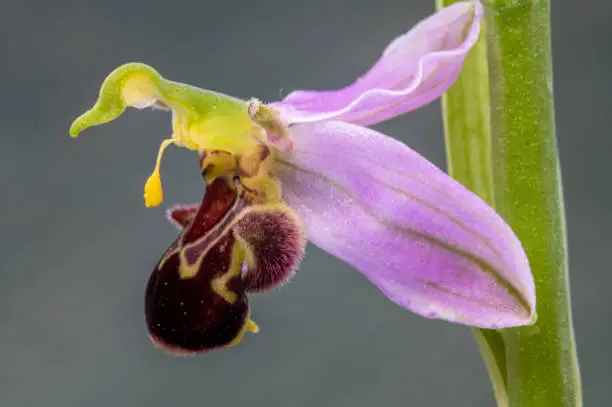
[70,63,161,137]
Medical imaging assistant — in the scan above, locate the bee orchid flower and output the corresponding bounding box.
[70,0,535,355]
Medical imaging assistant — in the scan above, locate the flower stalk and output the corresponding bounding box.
[485,0,582,405]
[438,0,582,405]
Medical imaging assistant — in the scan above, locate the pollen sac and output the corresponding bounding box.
[148,177,305,355]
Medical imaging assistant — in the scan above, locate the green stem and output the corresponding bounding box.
[484,0,582,406]
[436,1,508,405]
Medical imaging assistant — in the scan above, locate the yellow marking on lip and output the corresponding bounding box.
[174,202,243,280]
[156,182,245,276]
[159,183,286,285]
[210,241,245,304]
[211,273,239,304]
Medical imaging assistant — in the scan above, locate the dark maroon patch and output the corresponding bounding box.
[147,177,306,354]
[146,178,247,354]
[145,233,248,354]
[183,178,237,242]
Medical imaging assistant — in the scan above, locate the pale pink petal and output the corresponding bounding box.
[273,1,483,126]
[274,120,535,328]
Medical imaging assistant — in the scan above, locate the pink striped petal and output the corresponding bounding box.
[273,1,483,126]
[274,121,535,328]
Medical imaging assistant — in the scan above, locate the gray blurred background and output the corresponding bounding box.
[1,0,610,406]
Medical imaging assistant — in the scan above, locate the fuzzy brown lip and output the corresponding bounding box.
[146,176,305,354]
[145,178,250,354]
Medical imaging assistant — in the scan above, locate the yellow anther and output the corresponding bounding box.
[144,138,174,208]
[144,173,163,208]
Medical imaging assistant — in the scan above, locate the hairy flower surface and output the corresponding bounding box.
[70,1,535,354]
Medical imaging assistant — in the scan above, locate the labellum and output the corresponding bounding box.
[146,156,305,355]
